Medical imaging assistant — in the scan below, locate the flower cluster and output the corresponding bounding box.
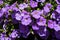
[0,0,60,40]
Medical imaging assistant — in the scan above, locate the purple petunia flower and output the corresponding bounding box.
[19,24,30,38]
[1,4,10,18]
[32,25,39,30]
[18,10,32,25]
[19,3,28,10]
[31,10,43,19]
[2,4,10,13]
[21,15,32,25]
[30,0,38,8]
[1,37,11,40]
[53,24,60,31]
[51,11,60,22]
[48,20,60,31]
[55,0,60,4]
[15,13,22,21]
[45,3,52,9]
[48,20,55,29]
[10,2,19,11]
[56,5,60,13]
[58,21,60,25]
[0,33,11,40]
[0,0,3,5]
[51,9,60,22]
[56,9,60,14]
[32,24,48,38]
[43,6,50,13]
[37,26,49,39]
[55,31,60,39]
[36,0,45,3]
[12,7,19,11]
[0,37,11,40]
[0,33,6,37]
[43,3,52,15]
[37,16,46,26]
[0,5,10,18]
[57,5,60,9]
[9,30,18,38]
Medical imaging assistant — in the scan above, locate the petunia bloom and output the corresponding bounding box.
[55,0,60,4]
[30,0,38,8]
[31,10,43,19]
[37,16,46,26]
[36,0,45,3]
